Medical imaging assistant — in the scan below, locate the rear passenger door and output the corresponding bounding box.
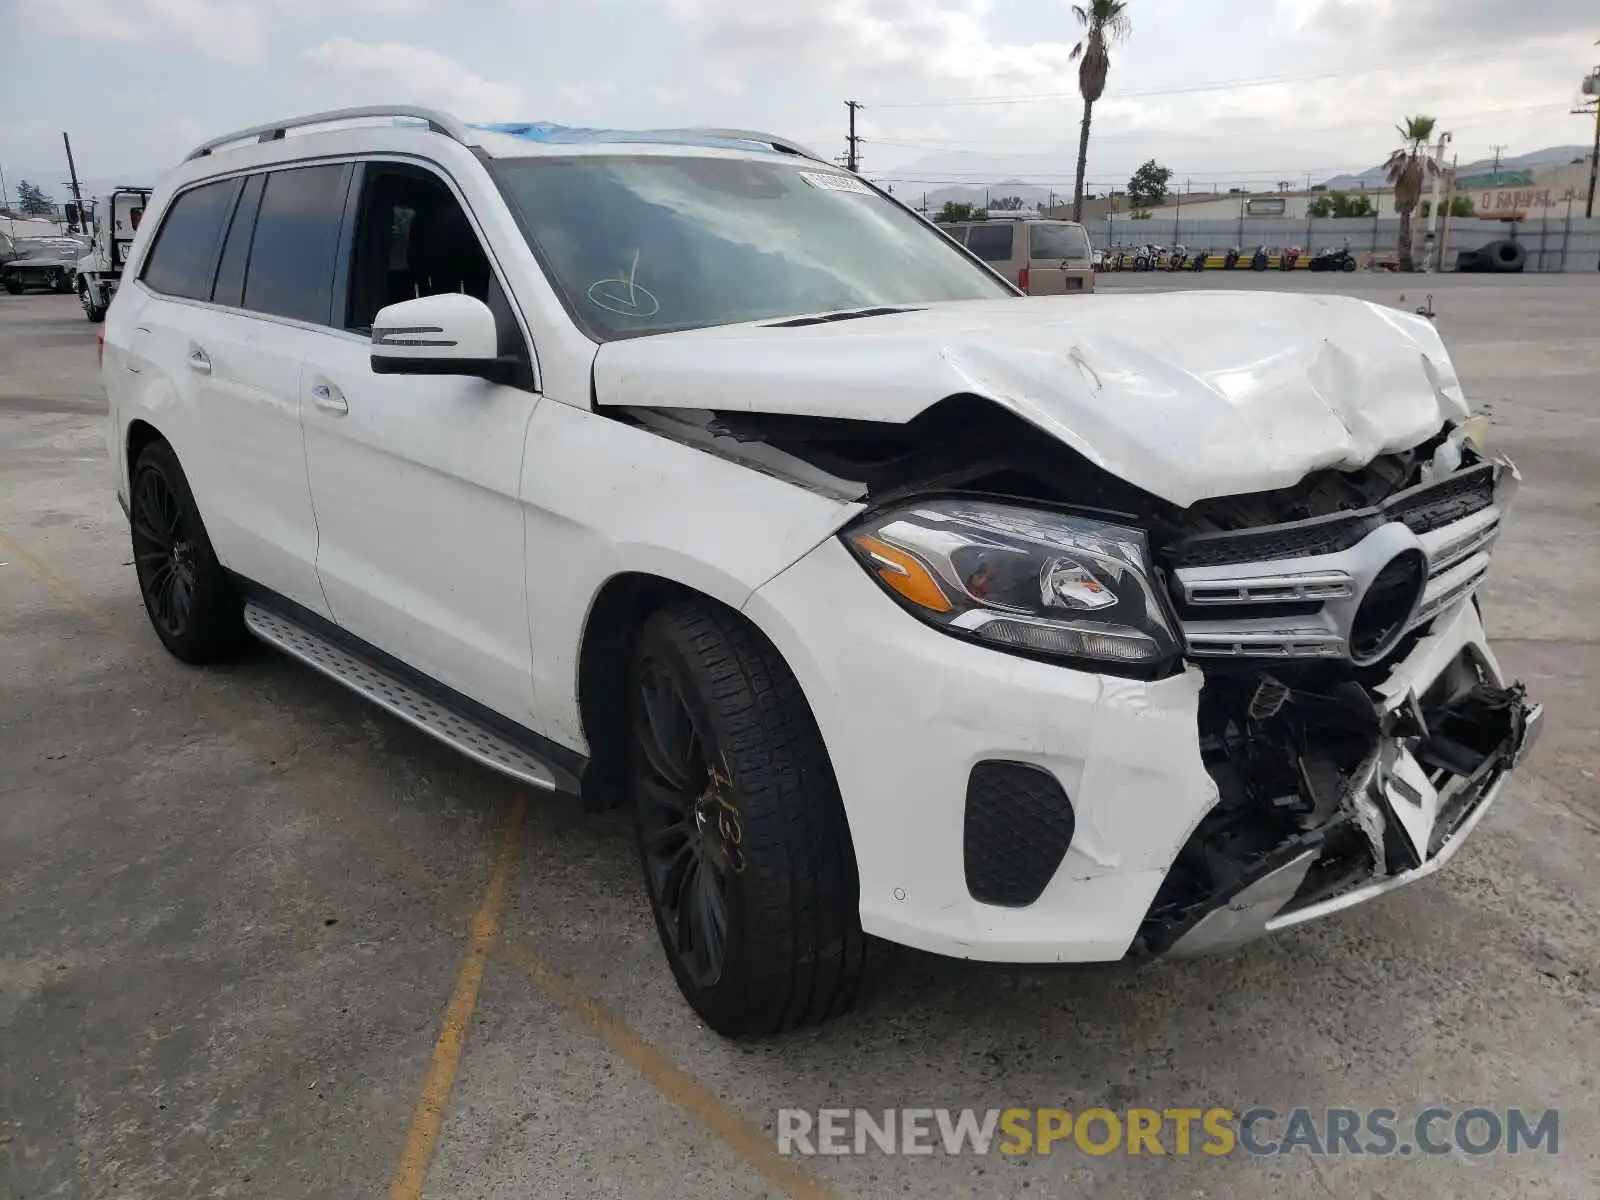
[131,171,335,617]
[297,160,542,728]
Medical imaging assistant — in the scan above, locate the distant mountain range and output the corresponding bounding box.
[1318,145,1592,191]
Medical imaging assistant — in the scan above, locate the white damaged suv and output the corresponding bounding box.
[104,108,1541,1034]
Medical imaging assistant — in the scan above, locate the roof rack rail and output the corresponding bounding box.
[185,106,471,162]
[637,127,829,164]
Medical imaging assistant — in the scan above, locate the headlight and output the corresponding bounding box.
[843,498,1181,676]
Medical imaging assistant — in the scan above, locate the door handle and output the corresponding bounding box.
[309,381,348,414]
[187,346,211,375]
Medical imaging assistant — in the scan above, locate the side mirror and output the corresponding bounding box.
[370,293,518,384]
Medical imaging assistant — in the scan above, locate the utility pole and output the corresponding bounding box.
[844,100,862,173]
[1440,153,1459,269]
[62,131,84,233]
[1579,52,1600,219]
[1488,144,1506,184]
[1423,129,1451,272]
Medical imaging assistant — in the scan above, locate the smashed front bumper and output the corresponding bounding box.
[1141,599,1542,957]
[749,532,1537,965]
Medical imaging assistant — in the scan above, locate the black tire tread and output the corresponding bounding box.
[638,601,869,1035]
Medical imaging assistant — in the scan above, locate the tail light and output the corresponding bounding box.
[1017,264,1030,293]
[97,329,105,366]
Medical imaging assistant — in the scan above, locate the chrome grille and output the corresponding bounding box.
[1174,459,1513,665]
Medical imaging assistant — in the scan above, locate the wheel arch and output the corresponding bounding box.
[572,569,843,827]
[126,417,167,482]
[574,571,721,811]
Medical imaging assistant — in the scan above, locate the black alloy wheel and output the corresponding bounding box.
[129,439,243,663]
[627,602,870,1036]
[133,465,196,639]
[633,658,734,989]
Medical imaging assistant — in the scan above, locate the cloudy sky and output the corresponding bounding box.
[1,0,1594,199]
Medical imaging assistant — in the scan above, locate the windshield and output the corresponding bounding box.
[492,155,1013,340]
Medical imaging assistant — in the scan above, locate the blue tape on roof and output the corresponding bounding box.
[472,122,787,154]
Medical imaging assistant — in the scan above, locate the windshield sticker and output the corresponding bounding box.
[798,171,874,195]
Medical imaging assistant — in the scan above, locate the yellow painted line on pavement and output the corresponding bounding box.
[389,795,527,1200]
[0,526,108,627]
[497,935,835,1200]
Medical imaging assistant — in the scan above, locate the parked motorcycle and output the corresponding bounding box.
[1251,245,1270,271]
[1108,246,1127,271]
[1280,245,1301,271]
[1223,246,1242,270]
[1133,244,1155,271]
[1309,244,1359,272]
[1191,246,1210,271]
[1167,245,1189,272]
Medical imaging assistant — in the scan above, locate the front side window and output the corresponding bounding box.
[344,164,492,331]
[492,155,1012,340]
[963,224,1015,263]
[141,180,235,300]
[243,164,349,325]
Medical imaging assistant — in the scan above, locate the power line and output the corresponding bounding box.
[869,48,1556,109]
[861,103,1570,157]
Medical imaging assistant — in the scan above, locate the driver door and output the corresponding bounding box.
[299,159,543,727]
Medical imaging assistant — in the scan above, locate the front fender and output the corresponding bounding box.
[519,399,861,750]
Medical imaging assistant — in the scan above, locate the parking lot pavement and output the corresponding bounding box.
[2,280,1597,1199]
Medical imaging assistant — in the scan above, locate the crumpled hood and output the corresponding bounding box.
[592,292,1470,507]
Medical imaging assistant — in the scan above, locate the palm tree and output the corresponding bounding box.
[1386,115,1440,272]
[1069,0,1132,222]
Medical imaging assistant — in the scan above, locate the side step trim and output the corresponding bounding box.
[244,601,559,793]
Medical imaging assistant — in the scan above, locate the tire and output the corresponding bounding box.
[1488,240,1526,273]
[1342,257,1358,272]
[130,439,245,663]
[80,282,106,322]
[629,601,869,1036]
[2,277,20,295]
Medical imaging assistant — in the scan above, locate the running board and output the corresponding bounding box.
[243,602,559,792]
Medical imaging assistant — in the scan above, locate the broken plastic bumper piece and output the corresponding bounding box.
[1143,604,1542,959]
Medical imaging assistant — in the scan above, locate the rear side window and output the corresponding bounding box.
[141,181,234,300]
[964,224,1014,263]
[211,174,265,309]
[1030,223,1092,261]
[242,165,349,325]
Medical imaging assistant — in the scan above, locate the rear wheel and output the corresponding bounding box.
[629,602,869,1036]
[130,440,244,663]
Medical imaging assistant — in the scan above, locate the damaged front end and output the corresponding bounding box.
[1138,434,1543,956]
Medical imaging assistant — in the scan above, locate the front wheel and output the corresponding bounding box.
[1342,258,1358,272]
[3,277,21,295]
[130,439,245,663]
[629,602,869,1036]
